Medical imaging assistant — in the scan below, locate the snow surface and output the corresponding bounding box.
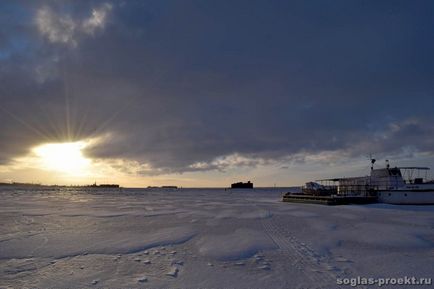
[0,187,433,289]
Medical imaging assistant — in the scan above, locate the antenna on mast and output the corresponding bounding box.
[370,154,376,170]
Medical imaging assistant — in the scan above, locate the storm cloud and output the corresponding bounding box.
[1,0,434,175]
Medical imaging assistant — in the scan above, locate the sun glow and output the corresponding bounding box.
[33,141,91,175]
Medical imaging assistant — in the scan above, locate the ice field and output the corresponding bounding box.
[0,187,433,289]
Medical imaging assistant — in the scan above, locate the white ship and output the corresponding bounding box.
[370,163,434,204]
[301,159,434,205]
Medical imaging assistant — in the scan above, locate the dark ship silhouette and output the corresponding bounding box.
[231,181,253,189]
[88,182,120,188]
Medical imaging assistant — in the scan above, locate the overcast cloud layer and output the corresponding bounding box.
[1,0,434,176]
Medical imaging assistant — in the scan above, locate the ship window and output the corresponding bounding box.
[404,193,407,197]
[379,193,381,196]
[388,193,391,196]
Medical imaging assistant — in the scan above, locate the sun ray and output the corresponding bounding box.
[87,96,137,140]
[63,66,72,141]
[36,102,63,141]
[0,106,52,141]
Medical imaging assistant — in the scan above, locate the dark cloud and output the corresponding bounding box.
[1,0,434,174]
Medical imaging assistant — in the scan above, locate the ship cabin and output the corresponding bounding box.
[312,166,432,197]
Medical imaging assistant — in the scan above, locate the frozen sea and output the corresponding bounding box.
[0,187,433,289]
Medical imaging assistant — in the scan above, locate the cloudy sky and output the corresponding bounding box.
[1,0,434,187]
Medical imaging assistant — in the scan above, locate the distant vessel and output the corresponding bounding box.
[231,181,253,189]
[98,184,120,188]
[88,182,120,188]
[146,185,178,189]
[284,159,434,205]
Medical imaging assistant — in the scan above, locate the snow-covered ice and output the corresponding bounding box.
[197,228,277,260]
[0,187,433,288]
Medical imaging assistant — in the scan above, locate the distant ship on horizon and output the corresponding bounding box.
[88,182,120,188]
[231,181,253,189]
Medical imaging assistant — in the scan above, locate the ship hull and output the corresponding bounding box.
[377,189,434,205]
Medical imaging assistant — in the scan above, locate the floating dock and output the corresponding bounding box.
[282,193,378,206]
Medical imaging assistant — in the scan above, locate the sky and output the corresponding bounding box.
[1,0,434,187]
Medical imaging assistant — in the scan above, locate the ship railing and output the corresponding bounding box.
[337,184,379,197]
[301,185,338,196]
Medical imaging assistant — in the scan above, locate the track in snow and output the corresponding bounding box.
[261,215,339,289]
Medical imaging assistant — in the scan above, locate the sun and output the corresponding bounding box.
[33,141,91,175]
